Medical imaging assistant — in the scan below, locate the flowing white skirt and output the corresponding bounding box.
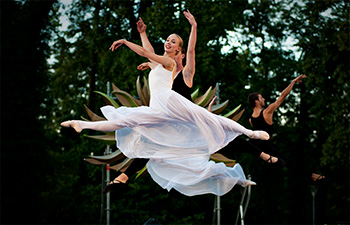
[101,88,251,196]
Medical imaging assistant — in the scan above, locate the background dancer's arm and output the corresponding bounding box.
[182,10,197,88]
[110,39,174,70]
[265,74,307,114]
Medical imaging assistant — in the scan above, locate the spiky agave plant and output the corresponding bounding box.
[83,76,245,177]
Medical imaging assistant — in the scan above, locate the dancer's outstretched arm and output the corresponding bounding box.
[263,74,306,124]
[265,74,306,114]
[182,9,197,88]
[109,39,174,71]
[137,17,155,54]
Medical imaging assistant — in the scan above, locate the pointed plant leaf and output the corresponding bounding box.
[110,159,134,173]
[111,83,141,107]
[224,162,236,167]
[194,86,212,107]
[210,153,236,167]
[112,158,133,172]
[223,104,241,118]
[142,76,150,105]
[84,158,106,165]
[135,165,148,179]
[83,134,116,145]
[94,91,120,108]
[88,149,125,164]
[112,90,141,107]
[136,76,147,105]
[230,108,245,122]
[210,100,229,115]
[191,88,199,101]
[203,86,217,107]
[84,104,106,121]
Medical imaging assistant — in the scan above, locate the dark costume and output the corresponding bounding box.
[249,109,312,178]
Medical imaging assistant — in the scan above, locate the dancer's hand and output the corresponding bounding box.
[109,39,125,51]
[208,96,217,112]
[137,62,150,71]
[136,17,147,33]
[183,9,197,27]
[293,74,307,83]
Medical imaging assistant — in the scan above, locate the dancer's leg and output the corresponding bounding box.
[250,139,321,180]
[218,137,281,164]
[61,120,123,133]
[218,116,270,140]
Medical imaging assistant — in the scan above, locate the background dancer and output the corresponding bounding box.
[248,74,327,182]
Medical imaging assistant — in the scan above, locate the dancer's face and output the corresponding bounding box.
[174,51,185,66]
[164,34,181,54]
[257,94,265,107]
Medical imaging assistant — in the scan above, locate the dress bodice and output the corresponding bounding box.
[149,63,175,94]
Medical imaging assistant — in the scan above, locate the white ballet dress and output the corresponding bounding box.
[101,63,252,196]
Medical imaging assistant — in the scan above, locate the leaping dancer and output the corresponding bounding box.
[61,16,269,196]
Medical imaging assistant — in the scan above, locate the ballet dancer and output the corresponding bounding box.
[248,75,327,182]
[61,29,270,196]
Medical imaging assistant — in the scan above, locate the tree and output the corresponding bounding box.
[286,0,349,223]
[1,0,57,223]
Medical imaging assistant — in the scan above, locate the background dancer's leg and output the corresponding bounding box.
[218,137,281,164]
[250,139,313,179]
[218,137,262,158]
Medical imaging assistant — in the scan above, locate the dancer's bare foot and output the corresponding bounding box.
[60,120,82,133]
[249,131,270,140]
[259,152,286,167]
[311,173,325,181]
[109,173,129,185]
[103,173,129,194]
[260,152,278,163]
[243,180,256,187]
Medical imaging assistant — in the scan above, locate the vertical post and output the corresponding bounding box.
[215,82,221,105]
[235,175,252,225]
[217,194,221,225]
[106,81,111,225]
[212,180,221,225]
[239,205,244,225]
[310,185,318,225]
[106,145,111,225]
[100,161,105,224]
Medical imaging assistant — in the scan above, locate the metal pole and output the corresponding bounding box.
[212,180,222,225]
[106,82,111,225]
[215,82,221,104]
[239,205,244,225]
[106,145,111,225]
[96,150,104,225]
[310,185,318,225]
[235,175,252,225]
[243,175,252,216]
[217,194,221,225]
